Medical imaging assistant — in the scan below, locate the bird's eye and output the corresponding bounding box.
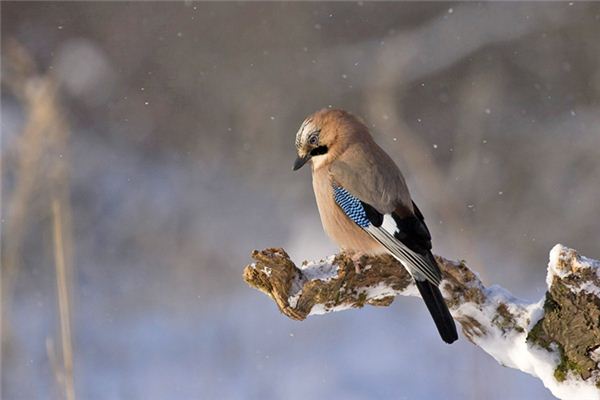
[309,135,318,145]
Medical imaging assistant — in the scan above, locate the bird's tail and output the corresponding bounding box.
[415,279,458,344]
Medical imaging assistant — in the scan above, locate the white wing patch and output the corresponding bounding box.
[381,214,398,235]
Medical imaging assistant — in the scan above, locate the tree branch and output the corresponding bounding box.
[243,245,600,400]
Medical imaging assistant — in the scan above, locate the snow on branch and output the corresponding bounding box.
[243,245,600,400]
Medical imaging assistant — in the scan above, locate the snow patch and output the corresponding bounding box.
[298,256,338,282]
[548,244,571,286]
[362,282,398,301]
[309,302,355,316]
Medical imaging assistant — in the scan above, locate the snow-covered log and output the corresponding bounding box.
[243,244,600,399]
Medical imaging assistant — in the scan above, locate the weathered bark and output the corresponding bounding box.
[243,245,600,400]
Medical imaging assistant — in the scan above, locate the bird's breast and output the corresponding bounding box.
[312,168,384,254]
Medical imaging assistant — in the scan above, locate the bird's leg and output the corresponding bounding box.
[348,251,369,274]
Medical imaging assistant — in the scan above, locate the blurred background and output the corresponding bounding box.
[2,2,600,399]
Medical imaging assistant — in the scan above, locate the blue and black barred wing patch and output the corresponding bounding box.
[332,186,371,227]
[332,184,441,285]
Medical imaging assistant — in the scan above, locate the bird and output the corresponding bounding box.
[292,108,458,344]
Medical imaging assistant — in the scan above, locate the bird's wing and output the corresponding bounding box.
[331,184,442,285]
[329,143,412,214]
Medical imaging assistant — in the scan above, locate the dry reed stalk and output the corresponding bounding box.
[2,39,76,400]
[46,338,64,395]
[51,199,75,400]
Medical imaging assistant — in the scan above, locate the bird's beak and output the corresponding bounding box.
[293,153,311,171]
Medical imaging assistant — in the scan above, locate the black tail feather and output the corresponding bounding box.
[415,279,458,344]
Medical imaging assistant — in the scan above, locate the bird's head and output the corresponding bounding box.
[293,108,362,171]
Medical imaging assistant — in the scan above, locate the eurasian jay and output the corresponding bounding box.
[293,108,458,344]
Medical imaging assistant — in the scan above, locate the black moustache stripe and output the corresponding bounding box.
[310,146,328,156]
